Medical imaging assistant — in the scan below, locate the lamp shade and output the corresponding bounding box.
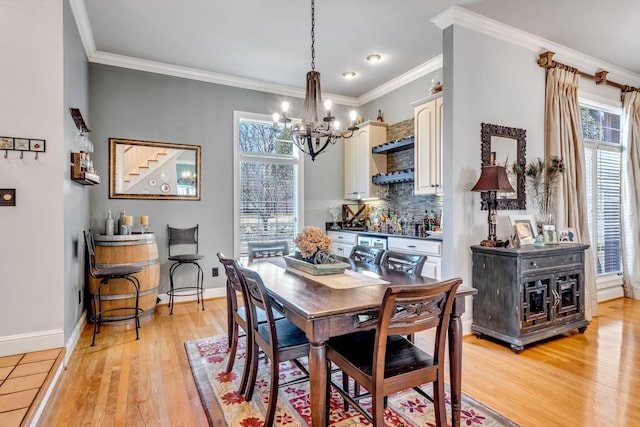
[471,165,515,193]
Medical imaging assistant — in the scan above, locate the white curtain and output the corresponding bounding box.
[544,67,598,319]
[621,91,640,299]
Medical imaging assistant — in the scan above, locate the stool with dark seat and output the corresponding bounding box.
[84,230,143,346]
[167,225,205,315]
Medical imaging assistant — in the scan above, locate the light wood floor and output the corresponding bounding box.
[40,297,640,426]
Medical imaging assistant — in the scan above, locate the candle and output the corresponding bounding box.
[140,215,149,226]
[124,215,133,226]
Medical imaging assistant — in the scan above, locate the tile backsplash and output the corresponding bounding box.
[367,117,443,235]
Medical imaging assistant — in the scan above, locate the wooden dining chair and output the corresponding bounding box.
[234,263,310,426]
[380,250,427,275]
[349,245,385,265]
[247,240,289,260]
[217,252,285,394]
[325,278,462,427]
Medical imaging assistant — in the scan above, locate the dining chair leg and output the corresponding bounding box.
[238,324,253,395]
[265,359,280,426]
[226,321,239,373]
[373,392,386,426]
[433,375,447,427]
[244,343,260,400]
[341,372,350,411]
[225,287,233,348]
[326,360,334,420]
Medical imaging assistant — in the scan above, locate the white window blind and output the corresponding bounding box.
[581,104,622,277]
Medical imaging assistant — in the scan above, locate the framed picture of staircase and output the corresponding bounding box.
[109,138,201,201]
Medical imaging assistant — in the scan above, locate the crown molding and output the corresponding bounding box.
[68,0,95,59]
[357,55,443,106]
[68,0,435,107]
[432,5,640,87]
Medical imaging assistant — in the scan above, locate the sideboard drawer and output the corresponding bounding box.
[521,252,583,274]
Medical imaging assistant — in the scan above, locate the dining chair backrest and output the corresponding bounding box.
[349,245,384,265]
[247,240,289,260]
[217,252,245,309]
[380,250,427,275]
[373,279,461,375]
[234,264,279,343]
[217,252,241,293]
[167,225,199,257]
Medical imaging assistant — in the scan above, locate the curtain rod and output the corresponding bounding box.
[538,51,639,93]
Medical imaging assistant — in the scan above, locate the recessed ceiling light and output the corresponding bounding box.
[366,54,382,63]
[342,71,357,79]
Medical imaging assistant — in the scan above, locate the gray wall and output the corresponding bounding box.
[63,0,91,343]
[89,64,351,293]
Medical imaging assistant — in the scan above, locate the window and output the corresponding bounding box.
[234,111,303,256]
[581,102,622,280]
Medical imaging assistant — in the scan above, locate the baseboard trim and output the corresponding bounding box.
[598,286,625,302]
[0,329,64,357]
[156,287,226,305]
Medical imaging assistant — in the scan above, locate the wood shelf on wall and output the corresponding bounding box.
[70,152,100,185]
[371,136,414,154]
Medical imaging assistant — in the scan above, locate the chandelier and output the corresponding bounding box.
[272,0,358,161]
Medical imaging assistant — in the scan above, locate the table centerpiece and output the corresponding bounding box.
[284,226,349,275]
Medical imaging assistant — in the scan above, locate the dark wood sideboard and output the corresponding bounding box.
[471,243,590,353]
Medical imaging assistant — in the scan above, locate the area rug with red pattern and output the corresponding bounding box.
[185,335,519,427]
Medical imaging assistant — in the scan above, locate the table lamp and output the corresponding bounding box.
[471,165,515,247]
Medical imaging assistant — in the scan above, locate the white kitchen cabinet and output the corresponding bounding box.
[387,236,442,280]
[328,231,357,259]
[344,121,387,200]
[413,94,443,195]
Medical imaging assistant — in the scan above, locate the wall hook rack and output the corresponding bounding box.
[1,136,46,159]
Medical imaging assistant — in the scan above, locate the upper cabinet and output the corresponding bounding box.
[344,121,387,200]
[413,94,443,195]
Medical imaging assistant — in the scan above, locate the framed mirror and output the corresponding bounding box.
[109,138,201,200]
[480,123,526,210]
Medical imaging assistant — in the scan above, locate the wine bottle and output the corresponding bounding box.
[105,211,115,236]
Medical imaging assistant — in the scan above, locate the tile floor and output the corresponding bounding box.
[0,348,63,427]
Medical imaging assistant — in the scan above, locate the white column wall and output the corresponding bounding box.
[0,0,65,354]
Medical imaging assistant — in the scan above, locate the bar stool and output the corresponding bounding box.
[167,225,205,314]
[84,230,143,346]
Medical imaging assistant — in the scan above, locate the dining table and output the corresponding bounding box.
[246,256,477,427]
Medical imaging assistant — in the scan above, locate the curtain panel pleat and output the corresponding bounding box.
[544,67,598,319]
[621,91,640,298]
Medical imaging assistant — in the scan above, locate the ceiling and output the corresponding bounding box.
[77,0,640,101]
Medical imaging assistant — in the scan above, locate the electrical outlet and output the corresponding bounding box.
[212,267,219,277]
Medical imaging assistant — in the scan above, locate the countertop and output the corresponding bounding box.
[327,228,443,241]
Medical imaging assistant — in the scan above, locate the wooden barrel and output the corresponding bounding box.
[89,233,159,323]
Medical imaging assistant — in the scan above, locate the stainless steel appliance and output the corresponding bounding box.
[357,235,387,250]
